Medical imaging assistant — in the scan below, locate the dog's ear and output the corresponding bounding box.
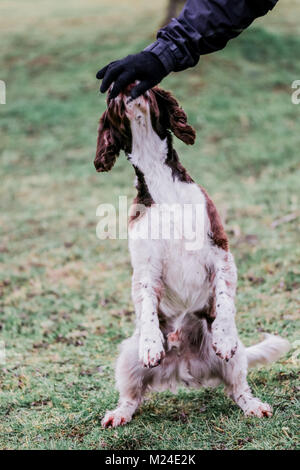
[94,110,121,172]
[153,87,196,145]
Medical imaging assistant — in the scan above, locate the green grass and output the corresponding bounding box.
[0,0,299,450]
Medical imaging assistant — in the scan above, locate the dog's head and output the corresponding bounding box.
[94,84,196,172]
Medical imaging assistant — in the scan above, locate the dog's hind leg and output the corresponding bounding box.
[102,335,151,428]
[221,345,272,417]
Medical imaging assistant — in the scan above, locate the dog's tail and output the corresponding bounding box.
[246,333,290,368]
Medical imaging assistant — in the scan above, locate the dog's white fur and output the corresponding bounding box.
[101,94,290,428]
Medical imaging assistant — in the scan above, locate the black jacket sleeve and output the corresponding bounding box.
[145,0,279,72]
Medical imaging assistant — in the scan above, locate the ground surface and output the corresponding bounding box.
[0,0,299,450]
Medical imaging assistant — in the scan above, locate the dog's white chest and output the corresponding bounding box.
[160,237,211,317]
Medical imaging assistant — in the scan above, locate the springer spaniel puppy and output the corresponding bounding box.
[95,85,290,427]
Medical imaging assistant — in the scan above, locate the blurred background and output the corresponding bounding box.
[0,0,299,450]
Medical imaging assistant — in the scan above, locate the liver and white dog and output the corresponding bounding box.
[94,85,289,428]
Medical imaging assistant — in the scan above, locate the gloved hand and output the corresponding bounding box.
[96,51,168,100]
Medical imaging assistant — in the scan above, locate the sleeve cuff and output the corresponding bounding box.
[144,41,177,74]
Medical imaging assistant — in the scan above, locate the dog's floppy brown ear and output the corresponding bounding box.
[153,87,196,145]
[94,110,121,172]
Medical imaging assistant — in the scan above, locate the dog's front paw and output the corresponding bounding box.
[212,330,238,361]
[139,332,165,368]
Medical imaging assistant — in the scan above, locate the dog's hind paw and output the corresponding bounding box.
[244,401,272,418]
[101,409,132,428]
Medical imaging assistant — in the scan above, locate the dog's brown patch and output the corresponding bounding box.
[94,97,132,172]
[200,186,228,251]
[165,134,194,183]
[129,166,154,226]
[151,87,196,145]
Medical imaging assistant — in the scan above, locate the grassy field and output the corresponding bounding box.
[0,0,299,450]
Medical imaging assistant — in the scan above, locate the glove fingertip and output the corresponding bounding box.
[130,87,141,100]
[100,82,110,93]
[130,80,154,100]
[109,86,118,100]
[96,65,109,80]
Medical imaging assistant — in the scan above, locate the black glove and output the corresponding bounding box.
[96,51,168,100]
